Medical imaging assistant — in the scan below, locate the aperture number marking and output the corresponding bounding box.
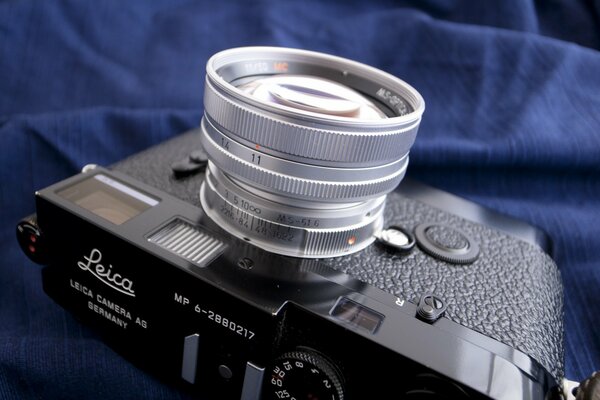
[220,138,230,150]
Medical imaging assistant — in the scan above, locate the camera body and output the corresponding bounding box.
[17,130,564,399]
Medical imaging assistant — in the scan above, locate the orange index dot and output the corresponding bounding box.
[255,144,260,150]
[348,236,357,245]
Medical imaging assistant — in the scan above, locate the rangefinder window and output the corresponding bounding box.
[57,174,159,225]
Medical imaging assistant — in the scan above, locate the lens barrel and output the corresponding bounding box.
[199,47,424,258]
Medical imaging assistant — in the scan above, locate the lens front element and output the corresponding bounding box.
[238,75,387,119]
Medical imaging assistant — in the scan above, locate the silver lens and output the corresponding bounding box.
[199,47,424,258]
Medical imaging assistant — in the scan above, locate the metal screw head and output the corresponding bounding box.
[218,364,233,380]
[237,257,254,270]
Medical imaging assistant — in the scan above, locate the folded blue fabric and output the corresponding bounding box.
[1,1,599,398]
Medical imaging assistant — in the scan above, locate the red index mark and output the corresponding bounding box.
[274,62,288,72]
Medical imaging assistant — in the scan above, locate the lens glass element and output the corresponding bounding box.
[238,75,387,120]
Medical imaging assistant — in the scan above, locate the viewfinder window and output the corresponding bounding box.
[57,174,159,225]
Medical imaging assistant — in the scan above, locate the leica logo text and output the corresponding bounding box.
[77,248,135,297]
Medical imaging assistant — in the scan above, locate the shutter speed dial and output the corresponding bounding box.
[269,349,344,400]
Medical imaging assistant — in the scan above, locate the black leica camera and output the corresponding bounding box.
[17,47,569,399]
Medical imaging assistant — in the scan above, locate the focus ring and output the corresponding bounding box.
[200,178,383,258]
[204,78,420,166]
[200,127,408,201]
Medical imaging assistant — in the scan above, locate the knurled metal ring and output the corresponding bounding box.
[414,223,480,264]
[200,178,383,258]
[200,123,408,202]
[202,116,409,182]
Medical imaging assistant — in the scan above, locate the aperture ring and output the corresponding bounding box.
[204,78,420,166]
[200,128,408,202]
[202,117,408,182]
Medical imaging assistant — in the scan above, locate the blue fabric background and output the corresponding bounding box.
[1,1,599,398]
